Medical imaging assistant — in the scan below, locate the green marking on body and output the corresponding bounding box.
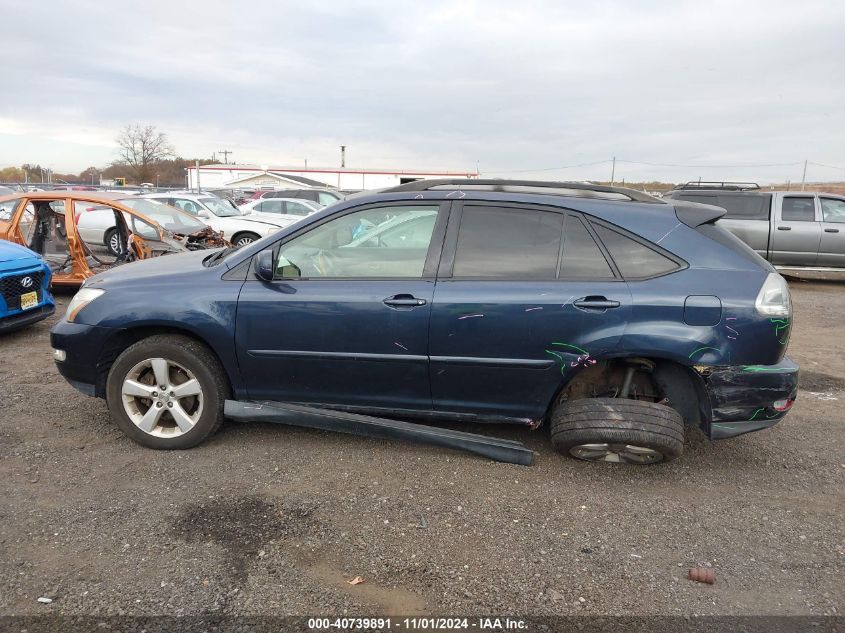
[549,342,588,356]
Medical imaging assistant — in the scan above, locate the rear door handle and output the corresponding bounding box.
[573,297,621,310]
[383,294,427,308]
[777,226,792,231]
[825,228,840,233]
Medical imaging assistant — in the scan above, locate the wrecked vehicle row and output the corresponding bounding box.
[0,192,228,286]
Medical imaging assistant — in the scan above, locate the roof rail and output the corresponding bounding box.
[673,181,760,191]
[382,179,663,203]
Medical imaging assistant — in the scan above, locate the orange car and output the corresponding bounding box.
[0,191,227,286]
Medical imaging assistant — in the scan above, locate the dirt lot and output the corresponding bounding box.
[0,278,842,620]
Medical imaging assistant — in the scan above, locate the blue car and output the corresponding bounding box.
[0,240,54,332]
[50,180,798,465]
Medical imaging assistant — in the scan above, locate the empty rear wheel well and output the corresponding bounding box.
[552,357,710,427]
[95,326,233,398]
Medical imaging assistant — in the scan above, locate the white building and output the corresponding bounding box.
[187,164,478,191]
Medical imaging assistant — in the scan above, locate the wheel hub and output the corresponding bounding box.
[120,357,203,438]
[569,443,663,464]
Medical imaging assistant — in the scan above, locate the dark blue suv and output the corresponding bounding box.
[50,180,798,465]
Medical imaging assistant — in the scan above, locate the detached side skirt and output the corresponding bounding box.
[224,400,535,466]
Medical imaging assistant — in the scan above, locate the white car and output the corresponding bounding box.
[238,197,322,224]
[140,192,290,246]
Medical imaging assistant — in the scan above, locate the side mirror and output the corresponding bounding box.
[255,250,275,281]
[197,210,211,219]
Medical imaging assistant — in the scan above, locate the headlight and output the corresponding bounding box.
[755,273,791,317]
[66,288,105,322]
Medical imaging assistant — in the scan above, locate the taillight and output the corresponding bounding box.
[755,273,791,318]
[772,398,794,412]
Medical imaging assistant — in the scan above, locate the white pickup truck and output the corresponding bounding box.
[665,184,845,269]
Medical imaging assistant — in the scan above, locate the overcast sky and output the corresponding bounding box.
[1,0,844,184]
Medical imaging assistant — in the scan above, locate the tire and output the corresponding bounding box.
[232,232,260,247]
[550,398,684,464]
[104,227,122,256]
[105,334,230,449]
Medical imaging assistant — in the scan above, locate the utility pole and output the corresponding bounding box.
[218,150,232,164]
[610,157,616,186]
[800,159,807,191]
[340,145,346,168]
[195,160,201,193]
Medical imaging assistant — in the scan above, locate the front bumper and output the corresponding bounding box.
[50,319,116,397]
[0,303,55,332]
[701,357,799,439]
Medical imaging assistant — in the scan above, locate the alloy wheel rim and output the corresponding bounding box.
[569,443,663,464]
[109,232,122,254]
[236,236,254,246]
[121,357,203,438]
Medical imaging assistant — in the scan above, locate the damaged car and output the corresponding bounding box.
[0,192,227,286]
[51,180,798,466]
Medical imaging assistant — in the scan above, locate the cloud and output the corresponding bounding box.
[1,0,843,182]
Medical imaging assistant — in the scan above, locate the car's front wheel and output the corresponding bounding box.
[105,335,229,449]
[550,398,684,464]
[232,232,260,247]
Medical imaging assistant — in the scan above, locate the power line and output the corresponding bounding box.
[808,161,845,171]
[617,159,804,168]
[485,159,612,174]
[484,158,808,174]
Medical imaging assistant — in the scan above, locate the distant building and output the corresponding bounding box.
[187,164,478,191]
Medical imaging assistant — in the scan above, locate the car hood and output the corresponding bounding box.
[0,240,41,264]
[83,248,215,288]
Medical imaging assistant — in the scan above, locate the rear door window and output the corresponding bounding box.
[559,216,614,279]
[781,197,816,221]
[820,198,845,223]
[452,206,563,278]
[592,224,680,279]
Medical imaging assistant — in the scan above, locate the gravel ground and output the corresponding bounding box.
[0,277,842,619]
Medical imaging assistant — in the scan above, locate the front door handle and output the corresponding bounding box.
[573,297,621,311]
[383,294,427,308]
[777,226,792,231]
[825,228,840,233]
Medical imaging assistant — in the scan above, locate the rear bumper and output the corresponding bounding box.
[0,303,55,332]
[702,357,799,439]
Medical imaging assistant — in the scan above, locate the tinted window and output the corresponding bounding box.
[559,217,614,279]
[716,194,770,220]
[453,206,563,278]
[592,224,679,278]
[275,205,438,279]
[319,192,339,205]
[782,197,816,221]
[820,198,845,223]
[676,193,719,207]
[285,201,314,216]
[257,200,284,214]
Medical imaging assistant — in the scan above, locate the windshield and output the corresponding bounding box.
[201,197,239,217]
[120,198,208,233]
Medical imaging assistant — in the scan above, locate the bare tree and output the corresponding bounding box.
[115,124,174,182]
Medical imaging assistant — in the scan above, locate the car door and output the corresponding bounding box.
[428,203,632,422]
[235,201,448,409]
[817,197,845,267]
[769,195,821,266]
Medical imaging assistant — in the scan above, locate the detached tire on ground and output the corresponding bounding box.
[105,335,230,450]
[551,398,684,464]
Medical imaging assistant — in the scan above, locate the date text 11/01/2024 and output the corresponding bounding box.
[307,617,528,630]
